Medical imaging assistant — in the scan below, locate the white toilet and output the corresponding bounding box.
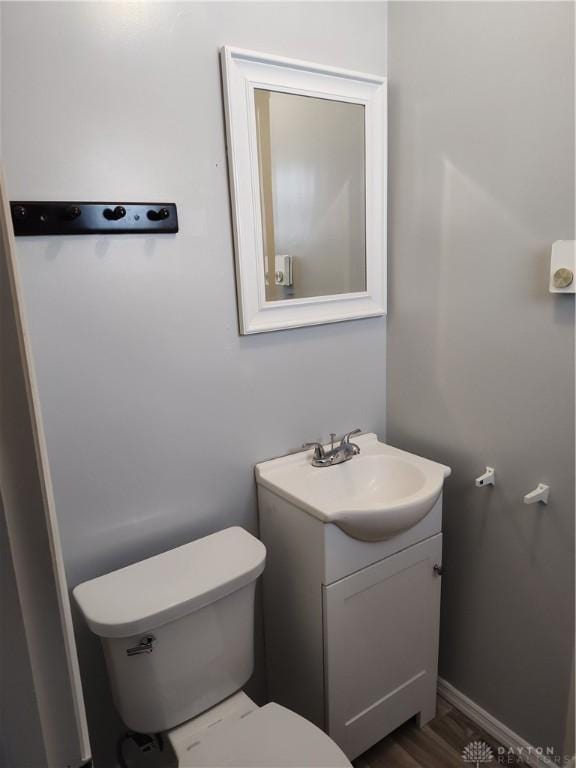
[74,526,352,767]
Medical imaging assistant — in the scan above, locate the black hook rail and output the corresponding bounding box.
[10,201,178,236]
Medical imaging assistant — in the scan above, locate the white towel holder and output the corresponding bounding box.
[523,483,550,505]
[475,467,495,487]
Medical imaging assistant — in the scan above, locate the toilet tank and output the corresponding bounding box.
[73,527,266,734]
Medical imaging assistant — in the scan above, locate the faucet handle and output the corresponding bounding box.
[341,428,362,444]
[303,441,325,460]
[340,428,362,454]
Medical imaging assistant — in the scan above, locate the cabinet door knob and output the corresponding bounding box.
[433,564,444,576]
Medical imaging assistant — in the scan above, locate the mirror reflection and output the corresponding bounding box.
[254,90,366,301]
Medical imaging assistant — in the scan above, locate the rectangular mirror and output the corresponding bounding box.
[222,47,387,334]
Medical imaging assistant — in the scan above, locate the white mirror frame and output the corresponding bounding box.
[221,46,387,335]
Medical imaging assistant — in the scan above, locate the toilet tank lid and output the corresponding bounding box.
[73,527,266,639]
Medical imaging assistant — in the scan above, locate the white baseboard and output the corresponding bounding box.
[438,677,568,768]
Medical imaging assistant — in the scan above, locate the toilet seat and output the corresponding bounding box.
[170,701,352,767]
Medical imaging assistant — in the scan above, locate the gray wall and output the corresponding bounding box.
[387,1,574,756]
[0,3,387,765]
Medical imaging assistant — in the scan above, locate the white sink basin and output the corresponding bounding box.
[255,433,451,541]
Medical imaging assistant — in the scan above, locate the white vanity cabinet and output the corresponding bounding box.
[323,534,442,758]
[256,436,450,761]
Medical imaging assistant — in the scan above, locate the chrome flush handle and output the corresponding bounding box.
[126,635,156,656]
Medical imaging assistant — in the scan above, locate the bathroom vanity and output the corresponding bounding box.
[256,433,450,760]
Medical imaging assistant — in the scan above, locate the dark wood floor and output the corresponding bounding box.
[353,697,519,768]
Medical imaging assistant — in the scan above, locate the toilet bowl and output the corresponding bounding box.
[74,526,351,768]
[167,690,350,767]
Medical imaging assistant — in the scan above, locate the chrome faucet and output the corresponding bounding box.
[303,429,362,468]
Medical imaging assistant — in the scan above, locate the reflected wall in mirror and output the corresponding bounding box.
[254,90,366,301]
[222,46,387,334]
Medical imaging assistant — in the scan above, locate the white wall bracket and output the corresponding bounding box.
[475,466,495,487]
[523,483,550,505]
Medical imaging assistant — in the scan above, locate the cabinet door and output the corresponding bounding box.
[323,534,442,759]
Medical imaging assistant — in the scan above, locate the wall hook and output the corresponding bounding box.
[147,207,170,221]
[523,483,550,505]
[103,205,126,221]
[475,466,495,487]
[63,205,82,221]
